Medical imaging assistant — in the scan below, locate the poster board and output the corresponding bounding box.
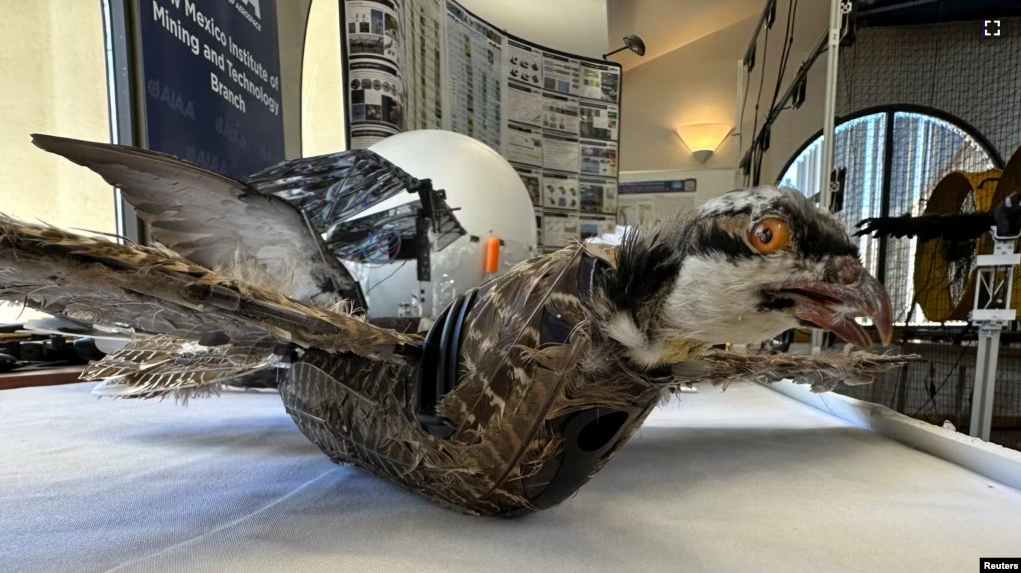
[342,0,407,147]
[134,0,285,179]
[340,0,623,252]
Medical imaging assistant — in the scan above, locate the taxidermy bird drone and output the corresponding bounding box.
[0,136,915,516]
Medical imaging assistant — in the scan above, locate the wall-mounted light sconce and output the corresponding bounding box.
[674,122,734,164]
[603,34,646,60]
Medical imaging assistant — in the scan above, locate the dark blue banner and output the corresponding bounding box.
[136,0,285,179]
[619,179,697,195]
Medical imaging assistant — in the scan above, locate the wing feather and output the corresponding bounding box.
[0,215,418,362]
[30,134,367,310]
[669,350,922,393]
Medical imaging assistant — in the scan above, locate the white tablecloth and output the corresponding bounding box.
[2,381,1019,573]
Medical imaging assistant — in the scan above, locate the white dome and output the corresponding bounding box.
[364,130,537,248]
[346,130,538,319]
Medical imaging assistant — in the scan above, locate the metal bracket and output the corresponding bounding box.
[818,0,846,212]
[970,324,1002,442]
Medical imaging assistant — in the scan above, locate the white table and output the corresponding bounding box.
[2,381,1019,572]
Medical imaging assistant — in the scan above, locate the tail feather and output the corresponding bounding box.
[84,335,283,402]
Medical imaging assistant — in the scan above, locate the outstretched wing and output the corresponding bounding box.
[248,152,468,264]
[30,134,369,310]
[0,216,419,365]
[669,350,921,393]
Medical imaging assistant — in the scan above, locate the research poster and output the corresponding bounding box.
[344,0,406,147]
[542,210,580,249]
[542,133,580,173]
[505,39,542,88]
[541,172,580,211]
[348,60,404,130]
[402,0,444,130]
[580,177,618,214]
[345,0,403,67]
[515,165,543,205]
[580,140,618,177]
[136,0,285,179]
[542,92,580,134]
[444,1,503,150]
[507,83,543,127]
[501,32,619,250]
[542,52,581,96]
[339,0,622,249]
[505,123,543,167]
[579,60,620,102]
[579,100,618,141]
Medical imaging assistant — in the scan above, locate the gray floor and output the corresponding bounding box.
[1,380,1019,573]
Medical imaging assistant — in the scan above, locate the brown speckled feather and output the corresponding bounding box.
[669,350,923,393]
[440,248,585,432]
[85,334,283,401]
[271,243,666,514]
[0,216,417,359]
[428,245,665,511]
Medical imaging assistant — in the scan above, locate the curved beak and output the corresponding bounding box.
[778,257,893,350]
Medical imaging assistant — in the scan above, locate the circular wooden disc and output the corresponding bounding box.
[913,169,1001,322]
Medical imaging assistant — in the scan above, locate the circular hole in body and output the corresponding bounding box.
[576,410,629,453]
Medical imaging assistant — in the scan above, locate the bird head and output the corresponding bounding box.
[595,186,893,368]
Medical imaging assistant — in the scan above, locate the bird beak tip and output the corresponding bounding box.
[782,269,894,352]
[866,275,895,347]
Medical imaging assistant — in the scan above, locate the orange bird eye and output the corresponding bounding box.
[750,218,791,254]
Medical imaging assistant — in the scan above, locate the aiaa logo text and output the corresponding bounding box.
[238,0,261,19]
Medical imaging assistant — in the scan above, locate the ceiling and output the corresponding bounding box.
[607,0,1021,72]
[607,0,764,71]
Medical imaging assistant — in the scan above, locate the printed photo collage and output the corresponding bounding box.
[341,1,622,250]
[346,0,407,147]
[504,43,620,250]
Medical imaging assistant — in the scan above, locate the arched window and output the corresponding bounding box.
[778,107,1002,324]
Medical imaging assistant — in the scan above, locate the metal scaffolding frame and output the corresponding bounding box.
[738,0,852,353]
[968,228,1021,440]
[810,0,853,354]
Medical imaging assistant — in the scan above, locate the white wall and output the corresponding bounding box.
[0,0,114,325]
[618,0,830,180]
[457,0,609,59]
[276,0,314,158]
[301,0,347,156]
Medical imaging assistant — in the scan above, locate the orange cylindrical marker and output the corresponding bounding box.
[484,236,500,274]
